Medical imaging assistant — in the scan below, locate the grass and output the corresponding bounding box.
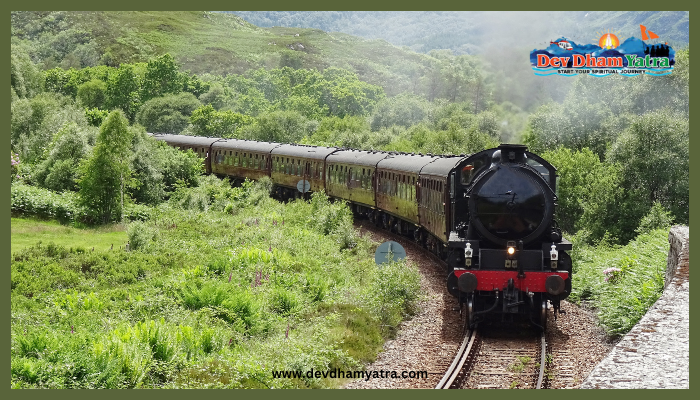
[569,228,669,336]
[11,217,128,255]
[10,179,422,389]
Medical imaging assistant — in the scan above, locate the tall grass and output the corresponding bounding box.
[569,228,669,336]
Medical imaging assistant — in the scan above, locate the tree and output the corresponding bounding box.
[34,122,92,192]
[190,104,253,138]
[369,94,430,131]
[243,110,312,143]
[105,64,141,122]
[130,131,203,205]
[141,54,184,103]
[183,73,211,98]
[319,67,385,117]
[136,92,201,134]
[11,44,42,99]
[77,79,107,109]
[79,110,134,224]
[198,82,227,110]
[607,109,689,226]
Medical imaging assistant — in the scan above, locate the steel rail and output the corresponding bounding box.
[435,328,478,389]
[535,332,547,389]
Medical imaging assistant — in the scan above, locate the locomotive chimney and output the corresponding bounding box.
[497,144,528,163]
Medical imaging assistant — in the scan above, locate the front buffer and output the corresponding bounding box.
[446,235,572,330]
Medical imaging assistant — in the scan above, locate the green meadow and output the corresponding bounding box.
[11,218,128,254]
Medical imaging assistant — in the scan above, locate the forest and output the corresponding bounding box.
[10,11,689,388]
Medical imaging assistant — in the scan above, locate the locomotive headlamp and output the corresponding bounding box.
[507,241,516,256]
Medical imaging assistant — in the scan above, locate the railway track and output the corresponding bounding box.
[357,220,553,390]
[436,327,548,389]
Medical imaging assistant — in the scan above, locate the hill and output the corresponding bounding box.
[11,11,435,97]
[227,11,689,55]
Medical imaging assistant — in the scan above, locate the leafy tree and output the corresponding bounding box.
[79,110,134,224]
[130,131,204,205]
[43,67,72,96]
[136,92,202,134]
[11,44,42,99]
[248,67,291,103]
[141,54,185,103]
[524,98,613,160]
[607,109,689,226]
[190,104,253,138]
[198,82,227,110]
[370,93,431,131]
[77,79,107,109]
[11,92,86,163]
[636,202,675,235]
[541,147,626,242]
[183,73,211,98]
[105,64,142,122]
[85,107,110,127]
[275,95,329,120]
[319,67,385,117]
[34,122,93,192]
[242,110,313,143]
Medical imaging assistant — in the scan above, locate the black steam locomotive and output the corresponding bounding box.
[152,134,571,329]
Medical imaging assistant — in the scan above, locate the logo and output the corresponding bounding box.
[531,25,675,77]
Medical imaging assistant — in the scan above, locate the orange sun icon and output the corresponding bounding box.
[598,33,620,49]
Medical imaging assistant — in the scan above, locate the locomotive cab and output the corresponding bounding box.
[447,144,572,330]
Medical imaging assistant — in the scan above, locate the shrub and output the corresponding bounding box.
[178,281,229,310]
[364,260,421,332]
[11,182,81,223]
[270,287,300,316]
[127,221,157,251]
[636,201,674,235]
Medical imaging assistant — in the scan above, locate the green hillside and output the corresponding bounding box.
[229,11,690,55]
[11,11,434,96]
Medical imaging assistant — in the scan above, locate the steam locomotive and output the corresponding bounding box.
[152,134,572,329]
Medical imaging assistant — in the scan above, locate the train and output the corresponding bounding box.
[152,134,572,330]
